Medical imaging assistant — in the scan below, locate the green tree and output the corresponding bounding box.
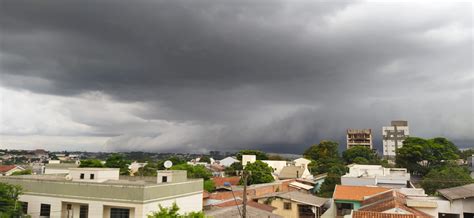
[305,141,344,175]
[157,156,186,170]
[342,146,381,165]
[203,180,215,192]
[147,202,206,218]
[304,140,340,161]
[460,149,474,161]
[0,182,25,217]
[420,165,473,195]
[11,169,32,176]
[224,162,243,176]
[105,154,131,175]
[317,164,348,198]
[236,150,268,161]
[79,159,104,168]
[136,161,158,177]
[171,164,212,180]
[242,160,274,185]
[199,156,211,163]
[396,137,460,175]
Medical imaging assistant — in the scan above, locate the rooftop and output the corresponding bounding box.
[205,205,282,218]
[0,165,18,173]
[255,191,328,206]
[333,185,390,201]
[278,166,305,179]
[438,183,474,201]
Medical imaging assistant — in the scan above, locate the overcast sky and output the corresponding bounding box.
[0,0,472,153]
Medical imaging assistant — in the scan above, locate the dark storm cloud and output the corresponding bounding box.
[0,0,472,152]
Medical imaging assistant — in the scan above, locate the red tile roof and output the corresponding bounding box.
[212,176,241,187]
[359,190,432,218]
[353,211,428,218]
[0,165,17,173]
[333,185,390,201]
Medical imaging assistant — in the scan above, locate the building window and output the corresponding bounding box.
[80,173,85,179]
[80,205,89,218]
[110,208,130,218]
[20,202,28,214]
[40,204,51,217]
[90,174,95,180]
[162,176,168,183]
[284,202,292,210]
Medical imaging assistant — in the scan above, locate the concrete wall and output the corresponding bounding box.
[69,168,120,183]
[19,192,202,218]
[44,168,69,175]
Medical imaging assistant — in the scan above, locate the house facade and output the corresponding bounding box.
[0,168,203,218]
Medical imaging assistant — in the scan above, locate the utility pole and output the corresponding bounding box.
[241,170,251,218]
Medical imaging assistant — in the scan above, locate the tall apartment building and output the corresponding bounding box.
[0,168,203,218]
[382,120,409,158]
[346,129,373,149]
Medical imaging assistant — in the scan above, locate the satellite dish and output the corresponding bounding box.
[164,160,173,169]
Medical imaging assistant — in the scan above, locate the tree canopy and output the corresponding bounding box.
[396,137,460,175]
[79,159,104,168]
[224,162,243,176]
[171,164,212,180]
[420,165,473,195]
[105,154,132,175]
[304,140,339,161]
[0,182,25,217]
[342,146,384,165]
[305,140,343,175]
[242,160,274,185]
[236,150,268,161]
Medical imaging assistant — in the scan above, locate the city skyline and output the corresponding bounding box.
[1,1,473,153]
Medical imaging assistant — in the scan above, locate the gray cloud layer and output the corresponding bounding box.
[0,0,472,153]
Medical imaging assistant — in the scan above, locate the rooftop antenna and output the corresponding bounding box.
[164,160,173,170]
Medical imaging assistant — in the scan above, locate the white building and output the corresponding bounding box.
[44,163,79,174]
[0,168,203,218]
[406,184,474,218]
[262,160,288,175]
[242,155,256,166]
[341,164,411,188]
[218,157,239,167]
[293,157,311,169]
[382,120,409,158]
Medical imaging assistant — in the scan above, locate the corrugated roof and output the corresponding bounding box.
[353,211,427,218]
[333,185,390,201]
[255,191,328,206]
[205,205,283,218]
[438,183,474,201]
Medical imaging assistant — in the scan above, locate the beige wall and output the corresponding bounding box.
[19,192,202,218]
[258,198,299,218]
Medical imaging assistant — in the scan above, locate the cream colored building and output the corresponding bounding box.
[255,191,328,218]
[0,168,203,218]
[242,154,257,166]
